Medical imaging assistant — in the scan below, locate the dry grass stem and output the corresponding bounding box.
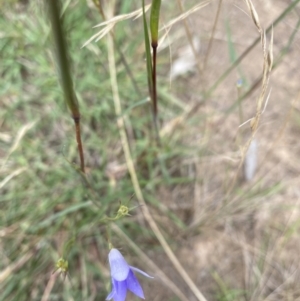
[226,0,273,197]
[160,1,211,31]
[176,0,202,75]
[0,167,26,190]
[246,0,261,32]
[2,121,36,168]
[82,4,151,47]
[106,5,207,299]
[41,272,59,301]
[0,251,34,283]
[203,0,223,70]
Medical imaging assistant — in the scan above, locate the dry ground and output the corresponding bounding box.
[148,1,300,300]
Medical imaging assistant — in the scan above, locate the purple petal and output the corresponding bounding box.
[113,279,127,301]
[109,249,130,281]
[130,266,154,279]
[106,280,116,301]
[126,269,145,299]
[105,278,117,300]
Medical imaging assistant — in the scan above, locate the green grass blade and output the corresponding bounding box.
[46,0,79,117]
[46,0,85,172]
[150,0,161,46]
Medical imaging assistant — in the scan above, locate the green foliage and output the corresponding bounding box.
[0,1,193,300]
[150,0,161,45]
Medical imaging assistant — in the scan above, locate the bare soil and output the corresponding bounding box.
[147,1,300,300]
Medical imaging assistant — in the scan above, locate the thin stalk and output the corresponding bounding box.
[93,0,142,98]
[150,0,162,144]
[152,45,161,145]
[235,80,243,145]
[152,45,158,116]
[74,118,85,174]
[175,0,211,150]
[142,0,153,97]
[225,0,273,199]
[107,24,208,301]
[142,0,160,143]
[41,272,59,301]
[176,0,202,75]
[150,0,160,113]
[203,0,223,71]
[237,82,243,126]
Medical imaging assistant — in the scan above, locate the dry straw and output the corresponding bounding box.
[83,1,210,48]
[226,0,273,196]
[82,4,151,48]
[246,0,273,132]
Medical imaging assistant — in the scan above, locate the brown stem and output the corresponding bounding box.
[73,116,85,173]
[151,43,161,145]
[152,44,158,116]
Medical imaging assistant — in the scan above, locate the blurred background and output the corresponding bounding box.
[1,0,300,300]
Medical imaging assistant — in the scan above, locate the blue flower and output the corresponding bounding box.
[106,248,153,301]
